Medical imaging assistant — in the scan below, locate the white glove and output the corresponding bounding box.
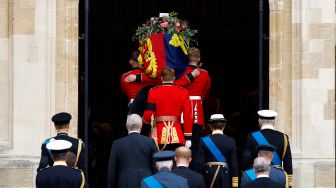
[125,74,136,82]
[185,140,192,148]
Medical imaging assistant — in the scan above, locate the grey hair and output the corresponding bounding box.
[156,160,173,170]
[259,119,275,125]
[253,156,271,173]
[126,114,142,131]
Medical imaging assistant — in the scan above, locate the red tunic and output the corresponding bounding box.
[174,65,211,100]
[120,68,158,101]
[143,84,193,144]
[174,65,211,126]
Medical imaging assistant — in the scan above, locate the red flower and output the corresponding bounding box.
[160,22,169,28]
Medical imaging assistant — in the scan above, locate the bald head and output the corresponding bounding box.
[126,114,142,132]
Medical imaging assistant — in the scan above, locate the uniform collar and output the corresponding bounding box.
[176,164,189,168]
[188,65,197,69]
[257,174,269,178]
[261,124,275,130]
[162,82,173,85]
[57,132,68,136]
[159,167,170,172]
[53,161,68,167]
[128,130,140,134]
[212,130,224,135]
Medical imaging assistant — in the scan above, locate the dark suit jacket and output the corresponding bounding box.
[242,177,283,188]
[107,132,157,188]
[172,166,205,188]
[36,165,86,188]
[141,168,189,188]
[37,133,86,173]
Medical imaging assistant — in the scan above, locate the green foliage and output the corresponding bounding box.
[133,12,198,42]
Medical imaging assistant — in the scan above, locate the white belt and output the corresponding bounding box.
[189,96,201,100]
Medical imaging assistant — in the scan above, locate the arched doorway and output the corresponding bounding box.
[78,0,270,186]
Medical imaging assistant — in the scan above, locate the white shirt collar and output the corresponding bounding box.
[176,164,189,167]
[212,130,224,135]
[128,130,140,134]
[53,161,68,167]
[257,174,269,178]
[261,124,275,130]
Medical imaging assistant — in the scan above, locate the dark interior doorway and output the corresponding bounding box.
[78,0,269,186]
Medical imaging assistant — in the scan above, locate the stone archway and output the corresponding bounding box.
[52,0,336,187]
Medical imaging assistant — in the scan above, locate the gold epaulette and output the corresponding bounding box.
[232,176,239,187]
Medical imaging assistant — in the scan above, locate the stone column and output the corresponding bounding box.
[269,0,335,187]
[0,0,80,187]
[55,0,79,137]
[0,0,56,187]
[269,0,293,136]
[0,0,13,152]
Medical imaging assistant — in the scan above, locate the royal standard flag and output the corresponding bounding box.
[138,33,189,79]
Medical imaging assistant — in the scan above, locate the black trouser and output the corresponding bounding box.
[190,124,203,171]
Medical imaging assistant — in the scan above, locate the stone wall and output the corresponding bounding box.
[0,0,12,152]
[269,0,335,187]
[0,0,79,187]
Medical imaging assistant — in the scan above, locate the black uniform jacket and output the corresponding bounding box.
[36,165,86,188]
[107,132,158,188]
[172,166,206,188]
[241,177,283,188]
[37,133,86,172]
[241,167,288,188]
[199,134,239,177]
[242,128,293,176]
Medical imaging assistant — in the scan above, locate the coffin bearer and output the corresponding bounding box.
[141,151,188,188]
[36,140,86,188]
[199,114,239,188]
[143,67,193,151]
[120,51,158,108]
[242,110,293,186]
[37,112,86,174]
[241,144,288,188]
[174,47,211,170]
